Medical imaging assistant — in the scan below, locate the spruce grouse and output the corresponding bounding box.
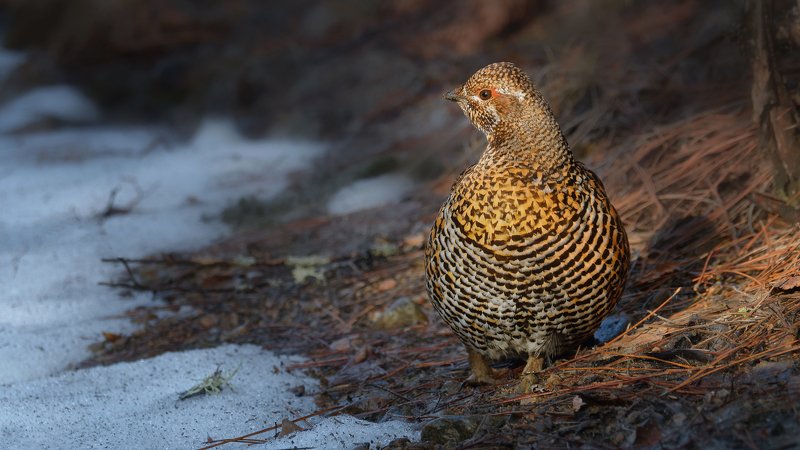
[424,62,630,384]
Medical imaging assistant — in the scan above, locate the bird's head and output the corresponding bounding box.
[445,62,546,145]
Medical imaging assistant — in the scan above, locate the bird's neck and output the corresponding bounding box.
[481,110,574,174]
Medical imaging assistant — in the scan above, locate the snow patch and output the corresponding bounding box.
[0,345,417,449]
[0,85,100,132]
[271,415,416,450]
[327,174,414,215]
[0,53,418,448]
[0,118,323,384]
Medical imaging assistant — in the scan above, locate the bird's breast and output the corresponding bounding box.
[448,166,582,252]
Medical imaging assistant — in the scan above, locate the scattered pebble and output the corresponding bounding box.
[377,278,398,291]
[370,297,428,329]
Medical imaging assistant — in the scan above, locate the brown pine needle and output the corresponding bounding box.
[198,405,345,449]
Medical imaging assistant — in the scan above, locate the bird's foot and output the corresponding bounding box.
[517,372,541,393]
[517,355,544,393]
[462,347,500,387]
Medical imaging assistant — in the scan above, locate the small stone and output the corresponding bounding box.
[594,313,629,343]
[377,278,398,291]
[572,395,585,412]
[329,335,361,351]
[371,297,428,329]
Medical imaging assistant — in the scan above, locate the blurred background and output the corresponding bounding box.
[4,0,794,238]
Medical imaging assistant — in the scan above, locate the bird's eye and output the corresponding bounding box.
[479,89,492,100]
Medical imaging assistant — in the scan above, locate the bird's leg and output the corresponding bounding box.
[463,347,498,386]
[523,355,543,374]
[518,354,544,393]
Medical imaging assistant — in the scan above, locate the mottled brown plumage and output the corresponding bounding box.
[425,62,630,384]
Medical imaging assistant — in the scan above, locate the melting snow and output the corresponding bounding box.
[0,85,100,132]
[0,115,323,384]
[0,54,417,448]
[0,345,417,449]
[327,173,414,215]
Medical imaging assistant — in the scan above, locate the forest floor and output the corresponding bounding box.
[46,1,800,448]
[83,110,800,448]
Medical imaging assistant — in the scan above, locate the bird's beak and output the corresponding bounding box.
[444,87,465,102]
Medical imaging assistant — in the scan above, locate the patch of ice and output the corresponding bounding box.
[0,345,418,449]
[327,174,414,215]
[0,118,323,384]
[0,85,100,132]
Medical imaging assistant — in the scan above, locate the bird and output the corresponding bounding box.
[424,62,630,385]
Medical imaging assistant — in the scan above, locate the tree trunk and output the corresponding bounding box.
[750,0,800,208]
